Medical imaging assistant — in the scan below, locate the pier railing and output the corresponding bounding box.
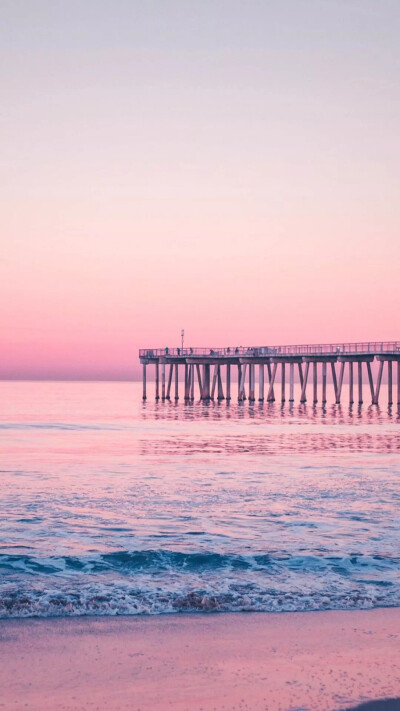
[139,342,400,359]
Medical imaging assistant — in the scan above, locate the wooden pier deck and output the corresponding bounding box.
[139,342,400,405]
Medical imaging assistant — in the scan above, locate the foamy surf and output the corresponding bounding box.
[1,548,399,618]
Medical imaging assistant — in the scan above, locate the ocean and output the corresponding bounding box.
[0,380,399,618]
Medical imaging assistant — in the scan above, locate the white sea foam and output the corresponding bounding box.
[1,549,399,618]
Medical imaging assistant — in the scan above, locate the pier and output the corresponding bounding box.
[139,342,400,405]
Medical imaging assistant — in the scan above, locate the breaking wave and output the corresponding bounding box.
[1,549,399,618]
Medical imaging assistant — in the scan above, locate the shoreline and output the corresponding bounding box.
[1,608,400,710]
[1,600,400,621]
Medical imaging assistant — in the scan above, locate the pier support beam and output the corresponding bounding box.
[397,361,400,405]
[300,362,309,403]
[155,362,159,400]
[174,363,179,400]
[217,367,225,400]
[249,364,255,401]
[289,362,294,402]
[281,363,286,402]
[349,362,354,404]
[142,364,147,400]
[358,362,363,404]
[202,364,211,400]
[388,361,393,405]
[190,365,195,400]
[196,364,203,399]
[239,364,247,401]
[398,361,400,405]
[267,363,275,401]
[184,364,189,400]
[267,363,278,402]
[322,362,327,404]
[211,365,218,400]
[367,362,375,404]
[259,364,264,401]
[166,364,173,400]
[313,362,317,404]
[298,363,304,391]
[331,362,338,403]
[337,362,345,404]
[161,363,166,400]
[374,360,384,405]
[226,364,231,401]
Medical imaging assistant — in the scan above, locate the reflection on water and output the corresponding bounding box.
[0,381,399,618]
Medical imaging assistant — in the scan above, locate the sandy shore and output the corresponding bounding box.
[1,608,399,711]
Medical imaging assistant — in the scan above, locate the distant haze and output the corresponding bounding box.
[1,0,399,379]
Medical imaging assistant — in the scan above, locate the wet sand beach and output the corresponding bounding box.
[1,608,399,711]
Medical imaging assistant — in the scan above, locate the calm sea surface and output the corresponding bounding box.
[0,381,399,618]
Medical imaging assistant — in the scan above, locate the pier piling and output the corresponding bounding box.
[268,363,277,402]
[300,362,309,403]
[196,364,203,399]
[398,361,400,404]
[367,362,375,404]
[239,364,247,401]
[226,364,231,401]
[349,362,354,404]
[313,362,317,404]
[249,364,255,401]
[289,363,294,401]
[322,362,327,403]
[190,365,195,400]
[217,366,224,400]
[142,364,146,400]
[166,364,173,400]
[375,361,384,404]
[161,363,166,401]
[358,362,363,404]
[259,364,264,401]
[281,363,286,403]
[267,363,275,401]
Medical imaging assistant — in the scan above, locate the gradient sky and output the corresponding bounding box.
[1,0,399,379]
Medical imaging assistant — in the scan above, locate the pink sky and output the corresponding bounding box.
[1,1,399,379]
